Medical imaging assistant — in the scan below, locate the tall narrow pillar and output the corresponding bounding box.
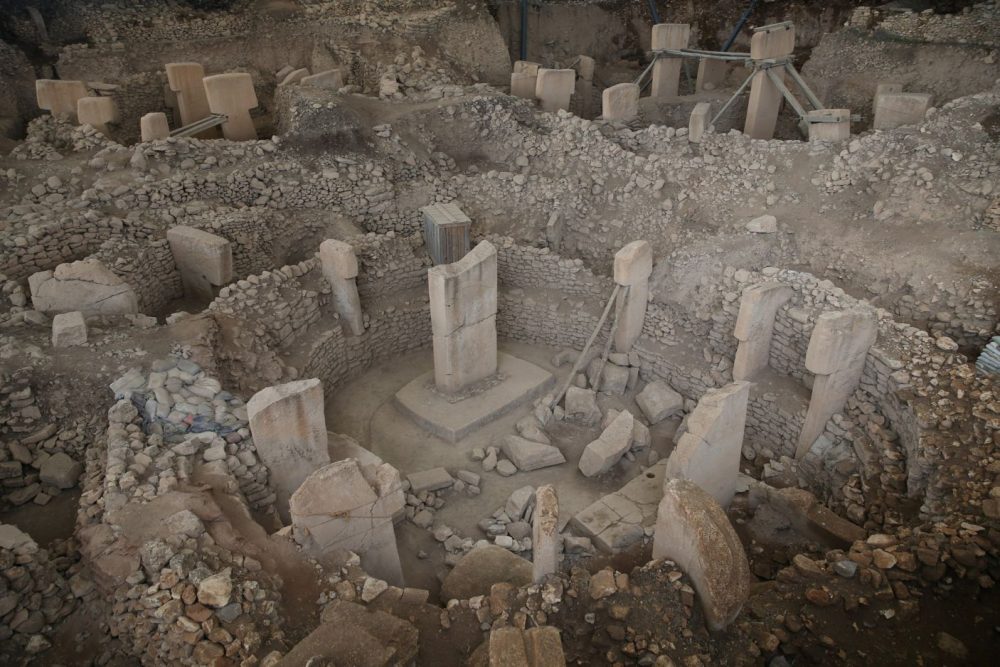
[429,240,498,393]
[732,282,792,380]
[796,309,877,459]
[534,68,575,112]
[140,112,170,142]
[165,63,212,127]
[166,225,233,300]
[319,239,364,336]
[77,97,119,136]
[575,55,595,117]
[202,73,258,141]
[744,23,795,140]
[612,240,653,354]
[532,485,559,582]
[651,24,690,99]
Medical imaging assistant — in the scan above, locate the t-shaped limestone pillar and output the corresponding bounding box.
[651,24,690,99]
[140,112,170,142]
[744,23,795,140]
[165,62,213,128]
[612,240,653,354]
[429,240,498,393]
[511,61,541,99]
[796,309,877,459]
[732,281,793,381]
[319,239,364,336]
[166,225,234,300]
[36,80,89,120]
[202,72,259,141]
[602,83,639,121]
[76,97,119,137]
[532,485,559,583]
[535,68,575,113]
[247,378,331,522]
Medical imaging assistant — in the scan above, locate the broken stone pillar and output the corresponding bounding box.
[429,240,498,393]
[696,58,726,92]
[51,311,87,347]
[652,478,751,631]
[688,102,711,143]
[166,225,234,300]
[601,82,639,121]
[290,458,404,585]
[612,240,653,354]
[732,282,793,381]
[744,23,795,140]
[487,625,565,666]
[35,79,89,120]
[300,69,344,90]
[651,23,690,99]
[665,381,751,508]
[28,259,138,316]
[202,72,258,141]
[165,62,212,128]
[140,112,170,141]
[247,378,330,521]
[532,485,559,582]
[511,60,541,99]
[319,239,364,336]
[535,68,575,113]
[807,108,851,142]
[77,97,118,136]
[579,409,634,477]
[873,92,932,130]
[796,309,877,459]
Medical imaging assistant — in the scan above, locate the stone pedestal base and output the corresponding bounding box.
[394,353,554,442]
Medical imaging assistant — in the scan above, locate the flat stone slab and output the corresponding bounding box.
[570,461,666,553]
[395,353,554,442]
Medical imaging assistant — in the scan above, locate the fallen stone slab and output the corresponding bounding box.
[579,410,634,477]
[407,467,454,493]
[652,478,751,631]
[28,259,138,316]
[636,381,683,424]
[571,461,666,553]
[441,545,533,600]
[564,386,600,425]
[39,452,83,489]
[763,485,865,546]
[502,436,566,472]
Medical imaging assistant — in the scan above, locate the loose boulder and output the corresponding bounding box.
[636,381,683,424]
[579,410,634,477]
[440,545,533,600]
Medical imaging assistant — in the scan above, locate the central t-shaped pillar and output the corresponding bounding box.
[744,23,795,140]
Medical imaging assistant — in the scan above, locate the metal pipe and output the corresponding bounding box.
[520,0,528,62]
[709,69,755,127]
[647,0,661,24]
[722,0,759,52]
[765,67,808,119]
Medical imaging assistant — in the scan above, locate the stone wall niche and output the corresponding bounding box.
[732,281,793,381]
[796,309,877,459]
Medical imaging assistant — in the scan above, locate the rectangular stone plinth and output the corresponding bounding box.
[394,353,554,442]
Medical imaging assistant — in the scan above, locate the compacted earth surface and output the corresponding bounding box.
[0,1,998,665]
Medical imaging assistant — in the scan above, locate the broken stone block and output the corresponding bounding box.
[564,386,600,425]
[39,452,82,489]
[280,600,418,666]
[440,545,533,600]
[652,478,750,631]
[579,410,634,477]
[873,92,932,130]
[586,358,628,394]
[746,214,777,233]
[29,259,139,316]
[534,68,575,112]
[502,436,566,472]
[51,311,87,347]
[407,467,454,493]
[688,101,711,142]
[77,96,119,136]
[140,112,170,141]
[635,381,683,424]
[506,485,536,520]
[602,82,639,121]
[532,485,559,583]
[166,225,233,300]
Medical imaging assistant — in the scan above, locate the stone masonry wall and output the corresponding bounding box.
[93,237,183,316]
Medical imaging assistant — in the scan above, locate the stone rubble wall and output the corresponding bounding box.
[92,237,183,316]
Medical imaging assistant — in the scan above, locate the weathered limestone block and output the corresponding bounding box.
[166,62,213,128]
[797,309,877,458]
[202,72,258,141]
[279,68,310,87]
[429,240,498,393]
[140,112,170,141]
[564,386,600,425]
[35,79,88,119]
[744,23,795,140]
[696,58,727,92]
[300,69,344,89]
[523,626,566,666]
[532,485,559,582]
[511,61,542,99]
[688,102,711,143]
[77,96,119,136]
[732,281,793,381]
[52,311,87,347]
[166,225,233,300]
[290,458,403,585]
[247,379,330,520]
[873,92,932,130]
[39,452,83,489]
[807,108,851,142]
[406,467,454,493]
[574,55,596,117]
[665,381,751,508]
[635,380,683,424]
[652,478,751,631]
[441,545,533,600]
[613,240,653,354]
[319,239,364,335]
[535,69,575,113]
[489,626,529,666]
[579,410,634,477]
[29,259,138,316]
[279,600,418,666]
[651,24,690,99]
[602,83,639,121]
[503,436,565,472]
[484,625,566,667]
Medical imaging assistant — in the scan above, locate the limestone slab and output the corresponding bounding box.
[502,436,566,472]
[579,410,634,477]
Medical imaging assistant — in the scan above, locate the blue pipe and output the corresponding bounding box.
[647,0,661,25]
[722,0,759,52]
[520,0,528,61]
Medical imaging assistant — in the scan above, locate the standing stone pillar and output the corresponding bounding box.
[688,102,711,143]
[696,58,726,92]
[744,23,795,140]
[575,55,595,117]
[165,63,213,128]
[602,83,639,121]
[77,97,119,137]
[36,80,89,121]
[202,73,259,141]
[511,60,541,99]
[140,112,170,142]
[651,24,690,99]
[429,240,498,393]
[166,226,233,300]
[247,378,331,521]
[319,239,364,336]
[873,92,932,130]
[732,282,792,381]
[612,240,653,354]
[532,485,559,582]
[796,309,877,459]
[535,69,575,112]
[665,381,751,508]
